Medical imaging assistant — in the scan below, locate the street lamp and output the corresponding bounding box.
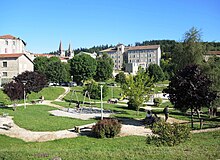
[21,80,27,109]
[100,85,103,120]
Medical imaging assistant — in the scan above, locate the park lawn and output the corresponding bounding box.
[0,131,219,160]
[0,105,95,131]
[27,86,65,101]
[0,87,65,105]
[64,86,122,103]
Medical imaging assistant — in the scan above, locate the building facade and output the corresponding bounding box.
[0,34,34,85]
[100,44,161,74]
[0,35,26,54]
[0,54,33,85]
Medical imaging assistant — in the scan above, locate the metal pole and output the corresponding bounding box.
[22,81,27,109]
[100,85,103,120]
[112,86,114,98]
[24,88,26,109]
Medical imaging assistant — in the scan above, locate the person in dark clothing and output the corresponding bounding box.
[163,106,169,122]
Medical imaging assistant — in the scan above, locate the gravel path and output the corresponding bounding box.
[0,116,78,142]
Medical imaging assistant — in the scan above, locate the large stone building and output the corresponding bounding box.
[100,44,161,74]
[0,34,26,54]
[0,34,34,85]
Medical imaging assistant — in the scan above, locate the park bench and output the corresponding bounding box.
[3,123,13,130]
[107,98,118,104]
[71,123,96,133]
[31,99,41,104]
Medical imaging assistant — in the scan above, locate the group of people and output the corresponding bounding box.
[144,106,169,125]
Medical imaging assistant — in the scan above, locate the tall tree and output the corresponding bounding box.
[202,56,220,110]
[163,65,216,128]
[14,71,47,94]
[122,68,153,115]
[33,56,49,75]
[34,56,70,83]
[172,27,206,71]
[94,53,114,81]
[4,71,47,109]
[115,72,126,85]
[147,64,165,82]
[70,54,97,83]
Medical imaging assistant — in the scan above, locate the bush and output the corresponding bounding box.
[153,98,162,107]
[92,119,122,138]
[147,121,191,146]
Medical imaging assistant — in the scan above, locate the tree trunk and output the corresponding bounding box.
[136,106,139,116]
[195,109,200,119]
[191,107,194,128]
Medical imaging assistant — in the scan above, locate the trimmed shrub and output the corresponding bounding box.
[153,98,162,107]
[92,119,122,138]
[147,121,191,146]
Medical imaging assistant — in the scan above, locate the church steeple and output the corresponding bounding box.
[58,40,65,57]
[67,43,74,58]
[59,40,62,52]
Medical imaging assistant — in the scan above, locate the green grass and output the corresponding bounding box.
[0,131,219,160]
[64,86,122,103]
[0,105,95,131]
[0,87,65,105]
[27,87,65,101]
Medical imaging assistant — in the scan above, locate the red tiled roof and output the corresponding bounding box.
[0,34,18,40]
[0,53,24,58]
[207,51,220,55]
[100,45,160,52]
[127,45,160,51]
[34,54,54,57]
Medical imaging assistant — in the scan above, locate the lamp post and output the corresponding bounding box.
[100,85,103,120]
[0,72,1,88]
[22,80,27,109]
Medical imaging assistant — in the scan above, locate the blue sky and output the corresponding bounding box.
[1,0,219,53]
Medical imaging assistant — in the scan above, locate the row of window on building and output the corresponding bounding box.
[128,50,155,54]
[4,40,16,46]
[129,59,155,63]
[128,53,155,58]
[1,62,8,76]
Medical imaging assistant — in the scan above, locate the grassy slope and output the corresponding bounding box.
[0,131,219,160]
[0,105,95,131]
[0,87,65,105]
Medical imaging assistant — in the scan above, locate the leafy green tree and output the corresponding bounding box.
[163,64,216,128]
[46,61,69,83]
[33,56,49,75]
[122,68,153,114]
[160,59,174,80]
[115,72,126,85]
[70,54,97,83]
[147,64,164,82]
[202,56,220,110]
[94,53,114,81]
[84,81,108,99]
[34,56,70,83]
[172,27,206,71]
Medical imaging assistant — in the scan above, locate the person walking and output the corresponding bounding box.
[163,106,169,122]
